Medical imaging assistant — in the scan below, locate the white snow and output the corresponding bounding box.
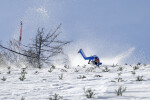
[0,64,150,100]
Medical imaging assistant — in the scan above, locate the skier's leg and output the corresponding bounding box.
[88,59,92,64]
[78,49,94,60]
[78,49,89,60]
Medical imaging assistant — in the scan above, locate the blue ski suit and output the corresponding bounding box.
[78,49,102,66]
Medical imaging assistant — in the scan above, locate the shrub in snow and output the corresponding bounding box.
[115,86,126,96]
[137,62,141,66]
[112,64,116,67]
[117,67,123,71]
[117,72,122,76]
[1,76,6,81]
[8,66,11,69]
[84,88,95,98]
[59,74,63,80]
[82,65,86,68]
[136,75,144,81]
[48,68,53,73]
[51,65,56,69]
[112,63,118,67]
[116,77,124,82]
[21,68,27,75]
[21,96,25,100]
[112,77,124,83]
[7,66,11,74]
[102,66,110,72]
[7,70,11,74]
[49,93,63,100]
[77,75,86,79]
[111,80,116,82]
[133,66,139,70]
[34,71,39,74]
[19,74,26,81]
[64,65,69,69]
[85,67,95,72]
[74,68,79,72]
[60,69,67,72]
[19,68,27,81]
[144,64,147,66]
[94,75,102,77]
[131,71,136,75]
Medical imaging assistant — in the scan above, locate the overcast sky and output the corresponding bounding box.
[0,0,150,64]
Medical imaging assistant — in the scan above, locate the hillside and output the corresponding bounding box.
[0,63,149,100]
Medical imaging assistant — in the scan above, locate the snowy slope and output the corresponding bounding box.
[0,64,150,100]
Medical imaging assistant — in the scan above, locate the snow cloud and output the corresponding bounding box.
[36,7,48,16]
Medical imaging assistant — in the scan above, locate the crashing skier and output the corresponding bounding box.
[78,49,102,66]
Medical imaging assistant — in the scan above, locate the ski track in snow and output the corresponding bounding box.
[0,64,150,100]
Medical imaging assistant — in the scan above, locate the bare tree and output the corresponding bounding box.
[0,40,35,67]
[7,39,20,63]
[0,51,5,65]
[0,42,9,66]
[0,39,25,67]
[24,48,37,67]
[25,24,71,68]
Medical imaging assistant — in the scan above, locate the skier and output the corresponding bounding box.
[78,49,102,66]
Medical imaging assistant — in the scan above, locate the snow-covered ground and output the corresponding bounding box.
[0,64,150,100]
